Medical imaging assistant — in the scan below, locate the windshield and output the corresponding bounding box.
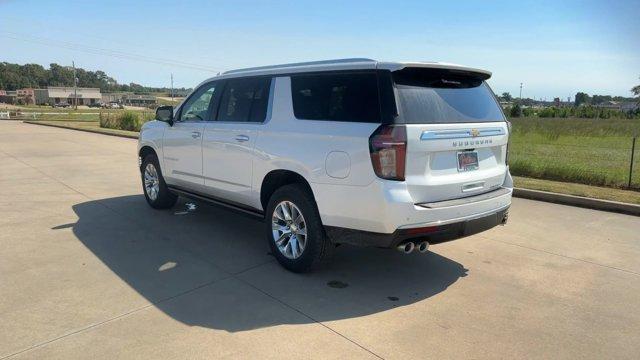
[392,68,505,124]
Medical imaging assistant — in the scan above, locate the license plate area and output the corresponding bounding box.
[457,151,479,172]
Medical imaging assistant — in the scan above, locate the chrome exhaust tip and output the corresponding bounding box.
[501,211,509,225]
[397,242,415,254]
[417,241,430,253]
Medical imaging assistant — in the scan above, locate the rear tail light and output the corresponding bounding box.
[505,142,510,165]
[369,125,407,181]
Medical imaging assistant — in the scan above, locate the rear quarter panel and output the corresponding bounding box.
[251,76,379,210]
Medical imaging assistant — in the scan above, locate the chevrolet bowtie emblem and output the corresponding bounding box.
[470,129,480,137]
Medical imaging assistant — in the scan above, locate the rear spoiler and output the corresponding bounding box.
[377,61,492,80]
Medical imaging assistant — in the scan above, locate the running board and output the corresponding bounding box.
[167,186,264,219]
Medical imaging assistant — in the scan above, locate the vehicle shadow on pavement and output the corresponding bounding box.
[67,195,468,332]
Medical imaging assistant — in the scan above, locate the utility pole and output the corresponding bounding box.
[170,73,174,104]
[72,61,78,110]
[519,83,523,100]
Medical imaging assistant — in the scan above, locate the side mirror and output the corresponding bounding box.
[156,106,174,125]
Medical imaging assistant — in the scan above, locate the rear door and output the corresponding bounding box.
[201,77,271,205]
[391,67,509,203]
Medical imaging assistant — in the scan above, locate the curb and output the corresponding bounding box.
[513,188,640,216]
[23,120,139,139]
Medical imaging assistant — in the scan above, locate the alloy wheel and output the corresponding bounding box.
[271,201,307,259]
[144,163,160,201]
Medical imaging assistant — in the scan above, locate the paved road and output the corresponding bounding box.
[1,121,639,359]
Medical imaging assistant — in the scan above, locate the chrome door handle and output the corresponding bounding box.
[235,135,250,142]
[191,131,201,139]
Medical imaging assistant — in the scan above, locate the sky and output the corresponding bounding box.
[1,0,639,100]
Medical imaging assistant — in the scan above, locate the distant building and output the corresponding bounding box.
[595,100,639,112]
[16,88,34,97]
[169,89,191,97]
[0,90,17,104]
[123,94,156,107]
[620,102,639,112]
[101,92,129,103]
[597,100,621,110]
[499,101,513,109]
[16,88,35,105]
[34,87,102,106]
[101,92,157,107]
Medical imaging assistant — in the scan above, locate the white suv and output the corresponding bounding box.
[138,58,512,272]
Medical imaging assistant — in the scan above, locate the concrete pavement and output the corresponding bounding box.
[1,121,639,359]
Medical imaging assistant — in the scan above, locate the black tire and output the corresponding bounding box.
[265,183,334,273]
[141,154,178,209]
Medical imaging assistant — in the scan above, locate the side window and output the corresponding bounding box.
[249,78,270,122]
[217,77,271,122]
[291,72,381,123]
[179,82,217,121]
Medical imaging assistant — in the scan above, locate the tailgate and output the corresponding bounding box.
[390,66,509,203]
[404,122,508,203]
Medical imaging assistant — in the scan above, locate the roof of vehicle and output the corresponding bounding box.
[212,58,492,80]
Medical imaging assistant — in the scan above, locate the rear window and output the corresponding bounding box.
[291,72,381,123]
[392,68,505,124]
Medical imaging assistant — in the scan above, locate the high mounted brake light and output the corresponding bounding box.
[369,125,407,181]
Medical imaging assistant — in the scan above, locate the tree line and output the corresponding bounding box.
[499,76,639,107]
[504,104,640,119]
[499,91,637,107]
[499,76,640,119]
[0,62,190,94]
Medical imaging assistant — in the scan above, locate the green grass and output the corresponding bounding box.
[509,117,640,189]
[28,113,102,121]
[0,105,135,122]
[513,176,640,205]
[99,111,154,132]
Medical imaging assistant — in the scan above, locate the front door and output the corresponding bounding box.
[162,82,218,191]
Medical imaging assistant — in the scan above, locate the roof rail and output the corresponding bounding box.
[223,58,376,75]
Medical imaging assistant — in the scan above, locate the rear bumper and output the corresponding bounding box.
[325,207,509,248]
[312,172,513,235]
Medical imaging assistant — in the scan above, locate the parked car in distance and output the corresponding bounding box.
[137,58,512,272]
[53,102,70,108]
[103,101,124,109]
[87,102,103,108]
